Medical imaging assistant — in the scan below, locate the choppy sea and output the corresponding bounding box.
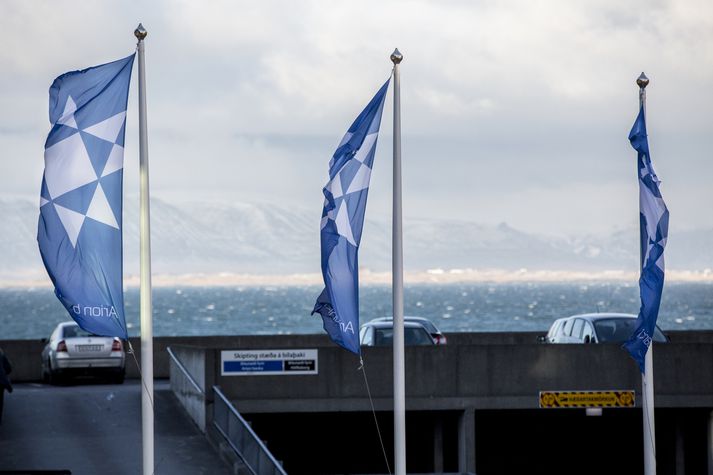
[1,282,712,340]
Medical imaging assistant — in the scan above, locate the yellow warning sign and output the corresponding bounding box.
[539,390,635,408]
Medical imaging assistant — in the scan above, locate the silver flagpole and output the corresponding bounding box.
[390,48,406,475]
[637,71,656,475]
[135,23,154,475]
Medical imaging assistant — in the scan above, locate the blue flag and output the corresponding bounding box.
[623,105,669,373]
[312,79,390,353]
[37,55,135,339]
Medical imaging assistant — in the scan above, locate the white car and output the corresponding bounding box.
[41,321,125,384]
[544,313,668,344]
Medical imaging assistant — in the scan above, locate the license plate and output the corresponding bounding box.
[76,344,103,352]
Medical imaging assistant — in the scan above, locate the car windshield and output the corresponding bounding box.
[377,317,439,334]
[594,319,667,343]
[406,318,438,334]
[374,327,433,346]
[62,325,94,338]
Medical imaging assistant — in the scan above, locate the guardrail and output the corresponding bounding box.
[213,385,287,475]
[167,347,205,395]
[167,346,207,431]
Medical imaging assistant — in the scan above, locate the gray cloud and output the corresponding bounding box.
[1,0,711,236]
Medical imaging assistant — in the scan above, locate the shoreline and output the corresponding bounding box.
[1,268,712,288]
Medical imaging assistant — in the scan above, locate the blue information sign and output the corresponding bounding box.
[221,349,318,376]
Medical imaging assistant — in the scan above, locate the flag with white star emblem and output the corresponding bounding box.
[312,79,390,353]
[623,105,669,374]
[38,54,135,339]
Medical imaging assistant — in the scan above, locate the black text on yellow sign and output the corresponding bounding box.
[539,390,635,408]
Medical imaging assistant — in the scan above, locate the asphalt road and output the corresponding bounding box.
[0,380,231,475]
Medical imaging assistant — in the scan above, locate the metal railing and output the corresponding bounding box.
[213,385,287,475]
[167,346,207,431]
[167,346,205,396]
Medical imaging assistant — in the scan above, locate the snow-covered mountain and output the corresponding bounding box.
[2,197,711,279]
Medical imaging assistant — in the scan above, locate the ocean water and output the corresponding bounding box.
[1,282,712,340]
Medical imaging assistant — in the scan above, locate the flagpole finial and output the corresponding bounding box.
[391,48,403,64]
[134,23,147,41]
[637,72,649,89]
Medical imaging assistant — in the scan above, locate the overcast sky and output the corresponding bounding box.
[2,0,712,236]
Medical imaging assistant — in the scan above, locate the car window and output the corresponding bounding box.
[413,320,438,333]
[652,326,668,342]
[562,319,574,336]
[593,320,620,342]
[582,322,595,341]
[404,328,433,345]
[594,318,667,343]
[374,328,394,346]
[571,319,584,339]
[373,327,433,346]
[547,321,561,339]
[384,317,439,335]
[62,326,93,338]
[361,327,373,346]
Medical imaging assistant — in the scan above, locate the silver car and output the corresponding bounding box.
[367,316,447,344]
[359,321,437,347]
[544,313,668,344]
[41,321,125,384]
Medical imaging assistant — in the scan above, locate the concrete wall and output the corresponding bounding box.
[0,334,547,381]
[196,334,712,475]
[6,332,709,474]
[3,330,713,386]
[211,340,713,412]
[168,345,215,432]
[0,339,45,382]
[0,334,333,382]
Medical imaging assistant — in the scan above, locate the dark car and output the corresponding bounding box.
[359,321,436,347]
[544,313,668,344]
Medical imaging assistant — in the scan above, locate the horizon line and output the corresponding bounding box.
[1,268,711,289]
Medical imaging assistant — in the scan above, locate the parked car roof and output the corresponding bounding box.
[565,313,639,322]
[369,316,441,334]
[362,321,427,329]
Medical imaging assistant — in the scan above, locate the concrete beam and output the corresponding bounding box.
[459,408,475,473]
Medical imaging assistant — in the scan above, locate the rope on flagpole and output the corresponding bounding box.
[359,355,392,475]
[127,340,154,410]
[127,341,161,475]
[127,340,166,475]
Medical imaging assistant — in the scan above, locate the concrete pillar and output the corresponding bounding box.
[708,410,713,475]
[458,408,475,474]
[675,416,685,475]
[204,349,216,427]
[433,416,444,473]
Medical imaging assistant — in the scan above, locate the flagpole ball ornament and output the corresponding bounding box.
[637,72,649,89]
[134,23,147,41]
[391,48,403,64]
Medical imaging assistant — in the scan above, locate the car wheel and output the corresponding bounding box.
[112,371,125,385]
[42,361,49,384]
[48,363,63,386]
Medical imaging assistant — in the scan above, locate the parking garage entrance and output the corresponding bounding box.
[242,408,709,475]
[475,408,709,475]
